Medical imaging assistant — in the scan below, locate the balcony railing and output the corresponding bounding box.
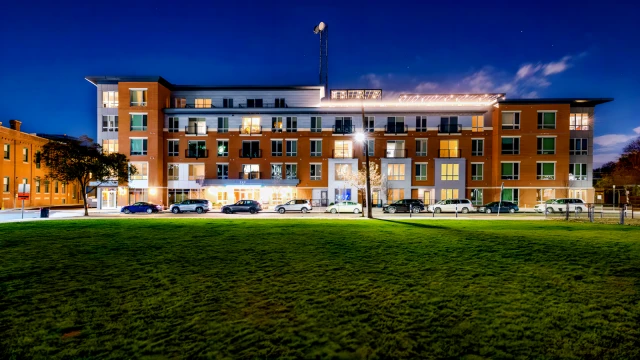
[438,124,462,134]
[102,127,118,132]
[332,125,355,134]
[239,149,263,159]
[438,149,461,158]
[239,125,262,135]
[384,125,408,134]
[185,125,208,135]
[385,149,408,158]
[217,127,229,133]
[272,127,283,133]
[416,126,428,132]
[185,149,209,159]
[332,150,354,159]
[239,171,262,179]
[130,126,147,131]
[238,103,287,108]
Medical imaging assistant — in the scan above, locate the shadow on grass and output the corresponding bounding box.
[375,218,448,230]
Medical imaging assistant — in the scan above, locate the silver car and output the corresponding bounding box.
[170,199,212,214]
[274,199,312,214]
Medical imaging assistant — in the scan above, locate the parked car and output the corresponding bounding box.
[221,200,262,214]
[274,199,312,214]
[534,198,587,213]
[170,199,212,214]
[478,201,519,214]
[326,201,363,214]
[383,199,425,214]
[427,199,475,213]
[121,202,163,214]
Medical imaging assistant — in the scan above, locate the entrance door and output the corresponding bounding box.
[102,189,117,209]
[320,191,328,206]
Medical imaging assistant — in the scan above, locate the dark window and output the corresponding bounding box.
[223,98,233,108]
[501,137,520,155]
[275,98,286,108]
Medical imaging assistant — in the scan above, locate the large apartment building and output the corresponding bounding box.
[86,76,612,209]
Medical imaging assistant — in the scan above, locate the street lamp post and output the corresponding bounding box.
[357,104,373,219]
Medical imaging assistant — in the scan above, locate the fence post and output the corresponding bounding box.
[455,204,458,218]
[566,203,569,221]
[590,204,594,223]
[620,206,625,225]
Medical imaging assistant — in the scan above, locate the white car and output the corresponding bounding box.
[274,199,313,214]
[325,201,363,214]
[534,198,587,213]
[427,199,475,213]
[170,199,213,214]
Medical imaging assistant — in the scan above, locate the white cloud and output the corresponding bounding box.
[593,134,638,149]
[361,73,382,88]
[543,56,572,75]
[460,70,495,92]
[414,82,438,92]
[515,64,541,80]
[634,126,640,134]
[593,153,621,168]
[593,129,640,167]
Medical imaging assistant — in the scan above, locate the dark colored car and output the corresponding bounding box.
[478,201,519,214]
[121,202,163,214]
[383,199,425,214]
[221,200,263,214]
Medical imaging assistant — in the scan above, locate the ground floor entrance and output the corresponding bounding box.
[101,188,118,209]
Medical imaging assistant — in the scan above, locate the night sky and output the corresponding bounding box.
[1,0,638,166]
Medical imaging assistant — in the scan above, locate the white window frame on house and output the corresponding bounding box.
[570,113,589,130]
[217,140,229,157]
[570,138,588,155]
[3,143,10,160]
[129,88,147,106]
[387,164,405,180]
[386,140,406,158]
[416,116,427,132]
[363,139,374,157]
[2,176,8,193]
[130,113,147,131]
[168,140,179,157]
[285,117,298,132]
[415,163,427,181]
[537,162,556,180]
[501,188,519,204]
[440,189,459,201]
[217,117,229,133]
[102,91,119,108]
[416,139,427,156]
[102,115,119,132]
[310,139,322,157]
[472,115,484,132]
[194,98,212,109]
[168,117,179,132]
[271,139,283,157]
[471,139,484,156]
[130,138,148,156]
[130,162,148,180]
[364,116,375,132]
[22,147,28,163]
[217,163,229,179]
[285,139,297,156]
[471,163,483,181]
[271,163,283,179]
[501,136,520,155]
[310,163,322,180]
[537,136,556,155]
[471,189,483,205]
[188,164,205,181]
[569,163,588,181]
[285,163,298,179]
[501,111,520,130]
[167,164,180,181]
[501,162,520,180]
[537,111,557,129]
[102,139,118,154]
[311,116,322,132]
[440,163,459,181]
[35,178,41,193]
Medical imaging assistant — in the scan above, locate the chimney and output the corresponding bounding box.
[9,119,21,132]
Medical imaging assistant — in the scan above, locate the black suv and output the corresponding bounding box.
[383,199,425,214]
[220,200,263,214]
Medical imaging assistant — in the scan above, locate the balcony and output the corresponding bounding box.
[438,149,461,158]
[385,149,408,158]
[239,149,263,159]
[332,125,355,134]
[332,150,354,159]
[239,171,262,179]
[384,125,408,134]
[238,103,287,108]
[416,126,428,132]
[184,149,209,159]
[438,124,462,134]
[239,125,262,135]
[185,125,208,135]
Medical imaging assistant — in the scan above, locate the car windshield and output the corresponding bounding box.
[436,200,446,205]
[545,199,556,204]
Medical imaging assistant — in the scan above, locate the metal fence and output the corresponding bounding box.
[542,203,635,224]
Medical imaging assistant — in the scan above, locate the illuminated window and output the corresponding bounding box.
[501,112,520,130]
[569,163,588,181]
[570,113,589,130]
[130,138,147,156]
[472,115,484,132]
[387,164,405,180]
[537,189,556,202]
[386,140,405,158]
[537,112,556,129]
[537,162,555,180]
[471,163,483,181]
[570,139,588,155]
[129,89,147,106]
[537,137,555,155]
[335,164,352,180]
[501,162,519,180]
[285,164,297,179]
[22,148,28,162]
[188,164,205,181]
[440,164,459,181]
[2,177,8,192]
[102,115,118,132]
[272,117,283,132]
[187,118,206,135]
[415,163,427,181]
[168,164,179,181]
[102,139,119,155]
[472,139,483,156]
[501,137,520,155]
[388,189,405,203]
[334,140,352,158]
[440,189,459,200]
[130,162,148,180]
[241,117,261,134]
[271,164,282,179]
[174,98,186,108]
[194,98,212,108]
[3,144,9,160]
[130,114,147,131]
[241,164,260,179]
[102,91,119,108]
[310,164,322,180]
[439,140,459,158]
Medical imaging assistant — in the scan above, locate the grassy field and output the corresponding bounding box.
[1,219,640,359]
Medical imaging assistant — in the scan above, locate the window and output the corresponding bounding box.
[187,140,207,158]
[275,98,286,108]
[387,164,405,180]
[188,164,205,181]
[168,140,179,156]
[72,185,77,199]
[570,138,588,155]
[130,89,147,106]
[168,164,179,180]
[537,162,555,180]
[334,117,353,134]
[310,164,322,180]
[240,141,261,158]
[187,118,207,135]
[35,179,41,193]
[501,137,520,155]
[363,139,374,157]
[471,163,483,181]
[439,140,459,158]
[271,140,283,156]
[388,189,405,203]
[334,141,353,158]
[416,139,427,156]
[54,181,59,193]
[386,140,405,158]
[364,116,375,132]
[22,148,28,162]
[217,164,229,179]
[415,163,427,181]
[271,164,282,179]
[195,98,212,108]
[440,164,459,181]
[471,139,483,156]
[272,117,283,132]
[223,98,233,108]
[217,117,229,133]
[130,162,148,180]
[44,180,49,193]
[168,117,179,132]
[386,116,406,133]
[311,116,322,132]
[241,117,261,134]
[537,188,556,203]
[4,143,10,159]
[102,115,119,132]
[102,91,118,108]
[537,137,556,155]
[286,117,297,132]
[311,140,322,157]
[217,140,228,157]
[501,189,519,204]
[35,151,41,168]
[130,114,147,131]
[416,116,427,132]
[502,112,520,130]
[130,138,147,156]
[241,164,260,179]
[246,99,263,108]
[285,164,297,179]
[538,112,556,129]
[335,164,352,181]
[471,189,483,206]
[103,139,119,155]
[2,177,8,192]
[286,140,297,156]
[472,115,484,132]
[570,113,589,130]
[440,189,459,200]
[439,116,459,133]
[174,98,186,108]
[569,163,588,181]
[501,162,520,180]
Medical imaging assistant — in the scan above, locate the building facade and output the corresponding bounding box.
[86,76,611,209]
[1,120,82,209]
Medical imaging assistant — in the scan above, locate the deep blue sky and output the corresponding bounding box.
[1,0,638,165]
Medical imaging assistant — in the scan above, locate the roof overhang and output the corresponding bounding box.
[498,98,613,107]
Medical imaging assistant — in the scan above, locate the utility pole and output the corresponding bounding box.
[361,104,373,219]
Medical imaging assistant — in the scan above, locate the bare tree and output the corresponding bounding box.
[344,162,382,216]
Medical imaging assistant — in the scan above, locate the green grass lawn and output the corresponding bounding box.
[1,220,640,359]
